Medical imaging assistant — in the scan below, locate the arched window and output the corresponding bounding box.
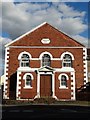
[26,75,32,87]
[62,54,72,67]
[23,73,33,88]
[20,54,30,67]
[61,75,67,87]
[58,74,68,89]
[42,54,51,67]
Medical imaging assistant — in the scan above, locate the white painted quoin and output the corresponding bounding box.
[3,22,88,100]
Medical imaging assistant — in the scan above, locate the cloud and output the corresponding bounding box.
[0,1,89,76]
[1,0,90,2]
[2,0,14,2]
[0,36,12,76]
[72,35,88,47]
[60,17,87,35]
[0,36,12,59]
[2,2,88,42]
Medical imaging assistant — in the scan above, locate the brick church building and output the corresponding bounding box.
[3,22,88,101]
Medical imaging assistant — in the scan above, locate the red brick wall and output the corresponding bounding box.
[6,47,84,99]
[10,23,84,47]
[55,72,71,99]
[19,72,37,99]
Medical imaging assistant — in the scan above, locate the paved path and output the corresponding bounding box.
[1,104,90,119]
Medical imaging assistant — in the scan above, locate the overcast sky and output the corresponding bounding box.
[0,0,89,76]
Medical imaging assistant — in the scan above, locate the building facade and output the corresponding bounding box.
[3,22,88,101]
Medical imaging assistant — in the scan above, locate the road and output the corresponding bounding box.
[1,104,90,119]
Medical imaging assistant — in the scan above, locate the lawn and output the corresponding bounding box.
[2,98,90,106]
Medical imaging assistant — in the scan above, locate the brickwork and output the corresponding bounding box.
[4,22,86,100]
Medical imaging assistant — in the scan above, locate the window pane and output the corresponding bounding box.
[61,75,67,87]
[42,54,51,66]
[26,75,32,87]
[20,54,30,67]
[63,54,72,67]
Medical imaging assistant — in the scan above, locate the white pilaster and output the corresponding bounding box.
[71,71,76,100]
[16,71,21,100]
[3,47,10,99]
[83,48,88,85]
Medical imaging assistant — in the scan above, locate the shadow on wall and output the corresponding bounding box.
[9,72,17,100]
[76,82,90,101]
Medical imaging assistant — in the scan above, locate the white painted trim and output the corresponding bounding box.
[58,73,69,80]
[35,71,56,99]
[16,71,21,99]
[23,73,34,88]
[57,67,75,72]
[41,38,51,44]
[83,48,88,84]
[19,57,61,61]
[3,47,10,99]
[61,51,74,60]
[58,73,69,89]
[39,51,53,59]
[23,86,33,89]
[17,67,75,72]
[35,73,40,99]
[23,73,34,80]
[59,86,68,89]
[17,67,33,72]
[16,98,34,101]
[9,46,85,48]
[5,22,47,47]
[71,72,76,100]
[18,51,32,60]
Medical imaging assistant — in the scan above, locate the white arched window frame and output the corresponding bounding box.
[61,52,74,68]
[18,51,32,67]
[23,73,34,89]
[58,74,69,89]
[39,52,53,67]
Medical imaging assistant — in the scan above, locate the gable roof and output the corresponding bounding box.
[5,22,85,47]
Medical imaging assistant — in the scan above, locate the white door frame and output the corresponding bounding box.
[34,71,57,99]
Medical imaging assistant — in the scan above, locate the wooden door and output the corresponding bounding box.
[40,75,52,97]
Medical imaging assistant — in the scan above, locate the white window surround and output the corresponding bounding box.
[23,73,34,89]
[58,73,69,89]
[61,52,74,60]
[61,52,74,68]
[39,51,53,67]
[18,51,31,68]
[18,51,32,60]
[62,54,72,67]
[39,51,53,60]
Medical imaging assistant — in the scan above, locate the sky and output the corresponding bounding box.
[0,0,90,76]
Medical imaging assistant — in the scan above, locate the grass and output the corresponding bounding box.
[2,98,90,106]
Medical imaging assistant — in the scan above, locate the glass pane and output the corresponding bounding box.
[63,54,72,67]
[61,75,67,86]
[42,54,51,66]
[20,54,30,67]
[26,75,32,86]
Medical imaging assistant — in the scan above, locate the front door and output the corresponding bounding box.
[40,74,52,97]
